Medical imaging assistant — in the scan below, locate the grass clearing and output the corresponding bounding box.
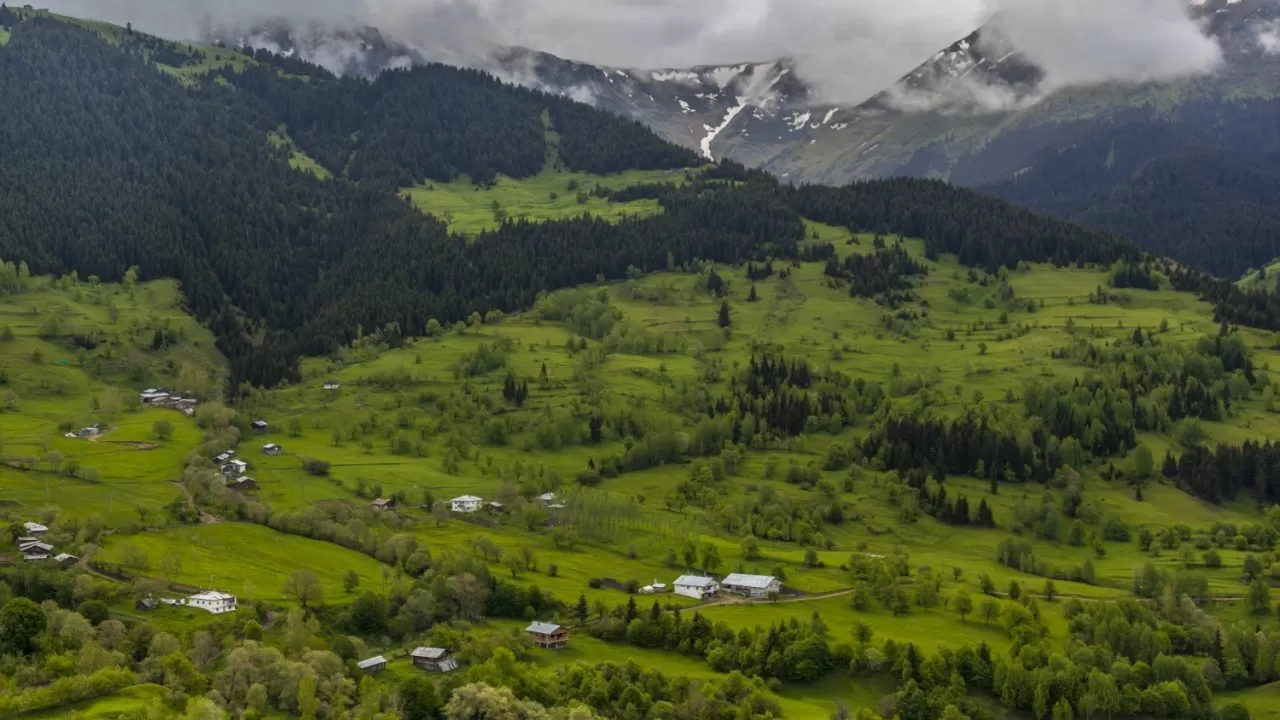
[98,523,391,603]
[401,168,686,236]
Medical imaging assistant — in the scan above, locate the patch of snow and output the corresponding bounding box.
[832,122,849,130]
[700,97,748,160]
[822,108,838,125]
[677,98,694,114]
[787,111,812,131]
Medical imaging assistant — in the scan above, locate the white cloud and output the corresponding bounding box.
[42,0,1226,106]
[1258,20,1280,54]
[991,0,1223,90]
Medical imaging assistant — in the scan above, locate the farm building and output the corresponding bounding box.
[525,622,569,649]
[140,390,169,404]
[263,443,283,456]
[54,553,78,568]
[371,498,396,511]
[486,501,505,513]
[410,647,458,673]
[450,495,483,513]
[357,656,387,674]
[77,424,101,438]
[639,580,668,595]
[22,522,47,535]
[221,459,248,477]
[673,575,719,600]
[186,591,237,614]
[19,540,54,554]
[136,597,160,612]
[537,492,557,504]
[213,451,235,463]
[227,476,257,491]
[323,381,341,391]
[721,573,782,598]
[251,420,268,434]
[23,552,51,562]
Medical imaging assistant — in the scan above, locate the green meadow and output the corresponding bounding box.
[6,220,1280,717]
[400,167,686,236]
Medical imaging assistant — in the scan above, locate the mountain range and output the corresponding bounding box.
[213,0,1280,277]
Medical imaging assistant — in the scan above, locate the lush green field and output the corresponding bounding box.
[401,168,685,236]
[0,275,224,526]
[98,523,391,603]
[9,222,1280,718]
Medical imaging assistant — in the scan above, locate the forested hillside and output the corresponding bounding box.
[1,10,1279,397]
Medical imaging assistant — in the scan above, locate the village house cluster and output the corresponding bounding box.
[138,388,199,416]
[15,521,77,568]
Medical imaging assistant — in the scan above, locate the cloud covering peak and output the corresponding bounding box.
[43,0,1228,105]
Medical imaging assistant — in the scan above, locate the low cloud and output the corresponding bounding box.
[991,0,1223,90]
[44,0,1226,108]
[1258,20,1280,54]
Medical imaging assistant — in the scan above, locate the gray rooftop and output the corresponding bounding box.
[356,656,387,669]
[721,573,779,589]
[673,575,717,588]
[411,647,449,659]
[525,621,563,634]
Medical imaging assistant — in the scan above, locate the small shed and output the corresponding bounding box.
[227,476,257,491]
[263,443,283,456]
[251,420,269,434]
[371,498,396,511]
[639,580,668,595]
[136,597,160,612]
[213,451,235,464]
[525,621,569,649]
[357,656,387,674]
[22,522,47,535]
[537,492,557,504]
[323,381,342,391]
[54,553,78,568]
[410,647,458,673]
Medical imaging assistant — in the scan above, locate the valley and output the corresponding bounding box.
[2,7,1280,720]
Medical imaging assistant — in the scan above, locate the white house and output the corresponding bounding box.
[221,459,248,477]
[673,575,719,600]
[450,495,483,513]
[186,591,237,614]
[720,573,782,599]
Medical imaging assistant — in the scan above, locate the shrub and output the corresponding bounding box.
[587,578,603,589]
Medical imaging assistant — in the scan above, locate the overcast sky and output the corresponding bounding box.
[44,0,1226,105]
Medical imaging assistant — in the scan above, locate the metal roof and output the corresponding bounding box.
[411,647,449,659]
[525,621,563,634]
[673,575,717,588]
[356,656,387,668]
[721,573,779,589]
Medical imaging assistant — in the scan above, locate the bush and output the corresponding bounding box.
[587,578,603,589]
[548,563,559,578]
[1204,550,1223,568]
[77,600,109,625]
[301,457,331,476]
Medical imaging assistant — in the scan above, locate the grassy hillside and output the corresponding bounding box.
[50,223,1266,716]
[3,9,1280,720]
[0,271,225,526]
